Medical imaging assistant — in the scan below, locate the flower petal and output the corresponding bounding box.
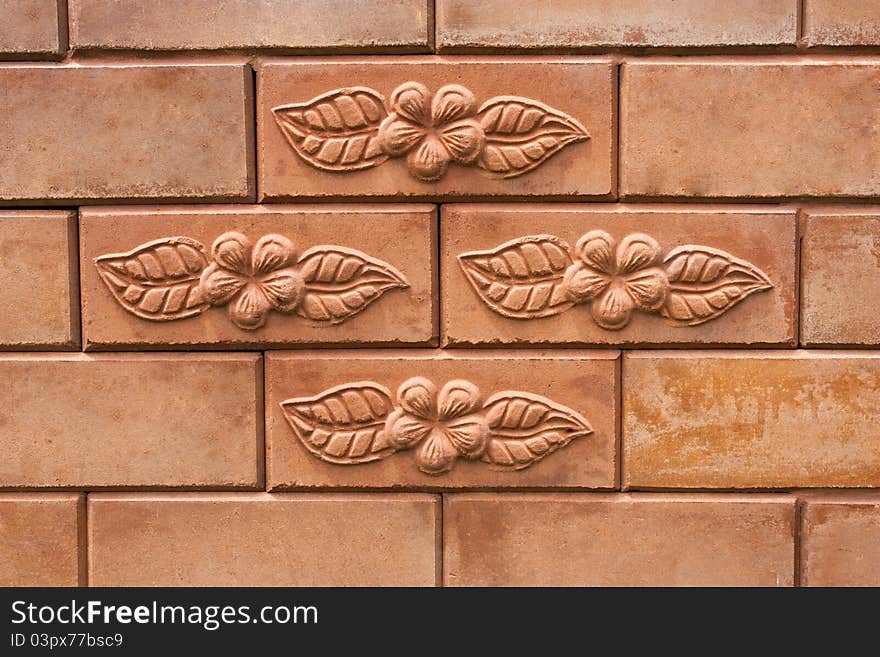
[377,114,425,156]
[575,230,616,275]
[591,285,634,330]
[438,119,485,164]
[227,284,270,330]
[624,267,670,312]
[416,429,457,475]
[443,414,489,458]
[199,262,247,307]
[397,377,438,419]
[389,81,430,125]
[562,262,611,303]
[211,232,252,276]
[259,267,304,313]
[616,233,662,275]
[406,136,450,182]
[252,234,296,275]
[385,409,433,449]
[431,84,477,125]
[438,379,482,420]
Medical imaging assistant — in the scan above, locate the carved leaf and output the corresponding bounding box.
[458,235,575,319]
[272,88,389,172]
[95,237,209,321]
[295,246,409,323]
[476,97,590,178]
[481,392,593,471]
[660,246,773,326]
[280,382,396,464]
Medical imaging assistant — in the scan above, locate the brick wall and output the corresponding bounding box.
[2,0,879,587]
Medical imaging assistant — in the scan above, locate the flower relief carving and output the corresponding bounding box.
[280,377,592,475]
[95,232,408,330]
[458,231,773,329]
[272,82,589,181]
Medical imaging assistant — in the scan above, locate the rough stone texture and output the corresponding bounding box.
[801,209,880,346]
[437,0,797,50]
[623,352,880,489]
[0,0,65,58]
[0,64,253,204]
[442,204,796,346]
[444,493,795,586]
[0,493,84,587]
[0,211,79,349]
[257,57,615,200]
[69,0,430,52]
[89,493,439,586]
[266,350,618,490]
[801,492,880,587]
[0,354,262,489]
[803,0,880,46]
[620,60,880,199]
[79,205,436,350]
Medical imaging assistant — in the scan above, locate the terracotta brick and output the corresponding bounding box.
[801,209,880,346]
[437,0,797,51]
[70,0,429,53]
[0,494,83,586]
[0,0,65,58]
[444,493,795,586]
[266,350,618,490]
[442,204,796,347]
[89,493,439,586]
[0,211,79,349]
[623,352,880,489]
[79,205,436,350]
[801,492,880,587]
[257,57,615,201]
[804,0,880,46]
[0,63,252,204]
[620,60,880,199]
[0,354,262,489]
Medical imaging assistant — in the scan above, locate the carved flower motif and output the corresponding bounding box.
[562,231,670,330]
[199,232,305,330]
[377,83,486,182]
[384,377,489,474]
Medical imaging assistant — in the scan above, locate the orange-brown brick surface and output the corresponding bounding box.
[0,0,65,58]
[803,0,880,46]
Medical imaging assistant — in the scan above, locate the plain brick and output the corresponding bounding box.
[0,0,65,58]
[437,0,797,50]
[444,493,796,586]
[0,354,262,489]
[804,0,880,46]
[0,211,78,349]
[801,209,880,345]
[801,492,880,587]
[89,493,439,586]
[623,352,880,489]
[0,63,253,204]
[621,60,880,199]
[0,494,83,587]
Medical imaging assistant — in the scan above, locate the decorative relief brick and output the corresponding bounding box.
[89,493,439,586]
[266,351,618,489]
[801,492,880,587]
[0,211,79,349]
[257,58,615,200]
[69,0,430,53]
[437,0,797,51]
[444,494,796,586]
[79,205,436,349]
[803,0,880,46]
[621,60,880,198]
[0,494,83,587]
[0,64,252,204]
[0,354,262,489]
[801,209,880,346]
[0,0,65,58]
[623,352,880,489]
[442,204,796,346]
